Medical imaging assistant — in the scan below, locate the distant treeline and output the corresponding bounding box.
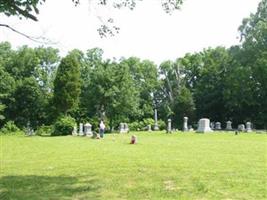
[0,0,266,130]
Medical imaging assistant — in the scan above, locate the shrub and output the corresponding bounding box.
[52,115,76,136]
[143,118,155,126]
[128,121,139,131]
[36,125,52,136]
[158,119,166,130]
[0,121,21,134]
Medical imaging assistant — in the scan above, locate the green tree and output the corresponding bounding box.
[158,59,195,128]
[53,52,81,116]
[81,57,139,131]
[193,47,231,122]
[8,77,47,129]
[121,57,158,120]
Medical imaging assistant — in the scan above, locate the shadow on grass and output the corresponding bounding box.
[0,175,101,200]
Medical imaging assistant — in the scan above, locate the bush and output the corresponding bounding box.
[52,115,76,136]
[129,118,160,131]
[158,119,166,130]
[143,118,155,126]
[0,121,21,134]
[36,125,52,136]
[128,121,140,131]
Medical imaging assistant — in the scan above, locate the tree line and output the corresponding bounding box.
[0,0,266,131]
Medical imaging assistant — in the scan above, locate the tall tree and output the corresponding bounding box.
[53,52,81,116]
[8,77,47,129]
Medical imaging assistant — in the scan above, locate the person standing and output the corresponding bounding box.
[99,120,105,138]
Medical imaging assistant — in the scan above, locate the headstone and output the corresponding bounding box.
[119,123,129,133]
[147,124,152,132]
[210,122,215,130]
[84,123,92,136]
[226,121,232,130]
[26,121,35,136]
[238,124,245,131]
[183,117,188,131]
[130,135,137,144]
[154,109,159,131]
[196,118,213,133]
[79,123,84,136]
[246,122,252,132]
[167,119,172,133]
[72,124,77,136]
[215,122,221,130]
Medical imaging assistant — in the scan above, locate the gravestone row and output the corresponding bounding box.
[73,123,93,136]
[195,118,253,133]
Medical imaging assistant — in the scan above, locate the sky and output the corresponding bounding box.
[0,0,261,64]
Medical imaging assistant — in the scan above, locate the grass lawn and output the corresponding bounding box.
[1,132,266,200]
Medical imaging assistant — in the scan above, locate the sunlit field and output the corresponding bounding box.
[1,132,266,200]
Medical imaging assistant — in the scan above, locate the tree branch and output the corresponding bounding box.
[0,23,56,45]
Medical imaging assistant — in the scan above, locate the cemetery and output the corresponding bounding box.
[1,0,267,199]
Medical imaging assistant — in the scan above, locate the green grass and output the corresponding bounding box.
[1,132,266,200]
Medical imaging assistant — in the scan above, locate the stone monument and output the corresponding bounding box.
[196,118,213,133]
[167,119,172,133]
[119,123,129,133]
[183,117,188,131]
[147,124,152,132]
[210,122,215,130]
[72,124,77,136]
[79,123,84,136]
[238,124,245,131]
[215,122,221,130]
[226,121,232,131]
[154,109,159,131]
[84,123,92,136]
[246,122,252,132]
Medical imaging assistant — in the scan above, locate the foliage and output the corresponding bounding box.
[0,121,20,134]
[80,55,139,131]
[128,118,154,131]
[53,52,81,116]
[35,125,52,136]
[7,77,47,129]
[0,103,5,121]
[0,0,45,21]
[52,115,76,136]
[0,0,266,129]
[128,121,140,131]
[157,119,166,130]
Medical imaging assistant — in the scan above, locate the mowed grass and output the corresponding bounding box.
[1,132,266,200]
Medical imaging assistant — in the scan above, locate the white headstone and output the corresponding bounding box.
[84,123,92,136]
[79,123,84,136]
[183,117,188,131]
[215,122,221,130]
[154,109,159,131]
[238,124,245,131]
[167,119,172,133]
[147,125,152,132]
[72,125,77,136]
[226,121,232,130]
[196,118,213,133]
[119,123,128,133]
[246,122,252,132]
